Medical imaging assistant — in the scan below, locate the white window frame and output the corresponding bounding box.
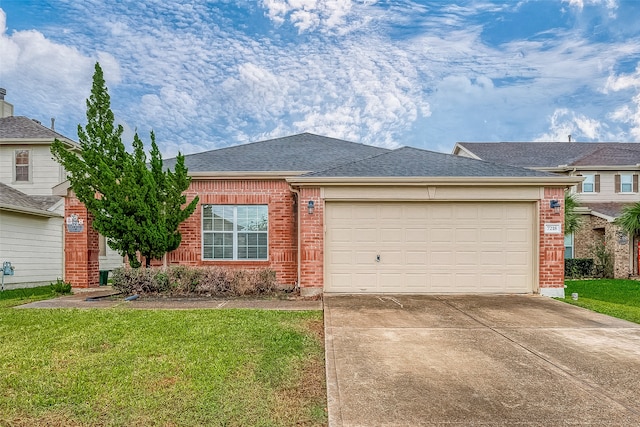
[564,233,574,259]
[14,149,31,183]
[582,174,595,193]
[202,205,268,261]
[620,174,634,193]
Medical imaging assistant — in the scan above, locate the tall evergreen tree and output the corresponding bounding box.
[51,62,198,267]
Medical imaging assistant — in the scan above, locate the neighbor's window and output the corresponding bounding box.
[564,233,573,259]
[202,205,268,260]
[582,174,595,193]
[620,174,634,193]
[15,150,29,182]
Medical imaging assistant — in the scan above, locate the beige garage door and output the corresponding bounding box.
[325,202,535,294]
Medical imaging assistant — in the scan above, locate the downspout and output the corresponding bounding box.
[289,184,301,292]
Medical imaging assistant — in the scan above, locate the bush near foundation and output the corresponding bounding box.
[111,266,278,297]
[565,258,595,279]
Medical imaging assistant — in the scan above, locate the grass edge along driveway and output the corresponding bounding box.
[561,278,640,324]
[0,304,327,427]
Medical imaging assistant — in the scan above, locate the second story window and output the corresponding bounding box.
[14,150,30,182]
[581,174,596,193]
[616,174,637,193]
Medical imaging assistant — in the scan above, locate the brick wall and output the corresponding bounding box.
[574,215,631,278]
[64,193,99,288]
[298,187,323,296]
[539,187,565,295]
[168,179,298,287]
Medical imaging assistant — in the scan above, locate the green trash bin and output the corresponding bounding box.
[99,270,109,286]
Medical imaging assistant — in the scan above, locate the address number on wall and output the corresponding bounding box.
[544,223,562,234]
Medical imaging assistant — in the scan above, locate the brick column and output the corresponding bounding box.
[539,187,565,297]
[298,187,323,296]
[64,192,99,288]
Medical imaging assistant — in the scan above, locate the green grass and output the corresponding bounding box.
[0,308,327,426]
[561,279,640,324]
[0,285,61,308]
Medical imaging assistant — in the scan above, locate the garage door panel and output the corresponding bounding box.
[457,251,479,265]
[355,251,377,265]
[431,251,454,267]
[430,205,454,219]
[479,229,504,242]
[380,250,403,265]
[405,228,427,242]
[325,202,534,294]
[455,228,478,243]
[380,229,402,244]
[406,251,427,265]
[380,205,403,219]
[405,205,429,219]
[430,229,453,243]
[480,251,503,266]
[506,251,529,266]
[329,228,352,243]
[456,206,479,220]
[507,228,529,243]
[329,250,353,265]
[404,273,428,288]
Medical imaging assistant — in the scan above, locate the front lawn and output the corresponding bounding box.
[0,285,61,308]
[562,279,640,324]
[0,307,326,426]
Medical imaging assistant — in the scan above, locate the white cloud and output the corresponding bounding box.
[259,0,367,34]
[535,109,606,142]
[605,66,640,140]
[563,0,618,11]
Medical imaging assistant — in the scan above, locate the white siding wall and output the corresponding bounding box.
[100,244,125,271]
[0,144,64,195]
[572,171,640,204]
[0,210,63,289]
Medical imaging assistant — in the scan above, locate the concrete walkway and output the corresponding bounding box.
[324,294,640,426]
[16,287,323,310]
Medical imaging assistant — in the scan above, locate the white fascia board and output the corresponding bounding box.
[0,204,63,218]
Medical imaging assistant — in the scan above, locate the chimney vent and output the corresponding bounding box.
[51,118,55,131]
[568,134,572,142]
[0,88,5,100]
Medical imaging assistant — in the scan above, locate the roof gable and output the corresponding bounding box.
[163,133,390,173]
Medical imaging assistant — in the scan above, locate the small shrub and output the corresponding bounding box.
[111,266,279,297]
[590,239,614,279]
[50,278,72,295]
[565,258,595,279]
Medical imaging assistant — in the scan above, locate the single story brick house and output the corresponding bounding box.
[63,133,580,297]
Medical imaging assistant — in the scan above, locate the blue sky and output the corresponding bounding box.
[1,0,640,157]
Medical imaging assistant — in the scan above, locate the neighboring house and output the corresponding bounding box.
[64,133,579,297]
[0,89,122,289]
[453,141,640,278]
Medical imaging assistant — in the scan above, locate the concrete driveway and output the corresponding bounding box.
[324,295,640,426]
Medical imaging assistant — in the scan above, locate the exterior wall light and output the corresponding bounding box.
[550,199,561,214]
[308,200,315,214]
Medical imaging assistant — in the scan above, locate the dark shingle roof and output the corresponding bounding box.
[305,147,555,178]
[0,116,75,141]
[163,133,390,173]
[582,202,633,219]
[456,142,640,168]
[0,183,61,214]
